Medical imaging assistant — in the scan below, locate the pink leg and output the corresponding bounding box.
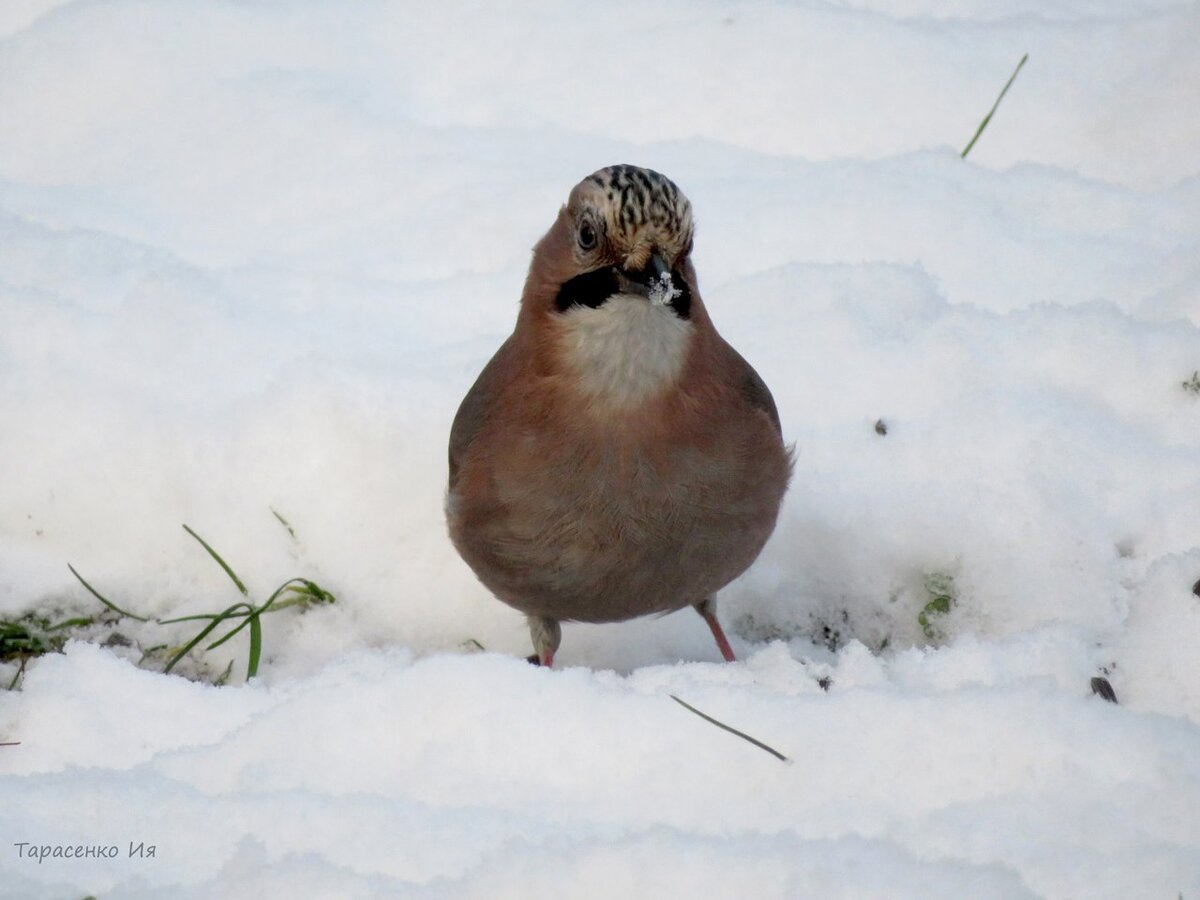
[528,616,561,668]
[695,598,737,662]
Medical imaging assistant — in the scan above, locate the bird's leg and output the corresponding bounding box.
[527,615,562,667]
[694,596,737,662]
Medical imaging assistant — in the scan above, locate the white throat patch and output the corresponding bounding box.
[558,294,693,409]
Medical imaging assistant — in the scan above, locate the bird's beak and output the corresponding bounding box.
[614,251,671,298]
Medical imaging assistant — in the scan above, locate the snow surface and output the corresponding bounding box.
[1,0,1198,897]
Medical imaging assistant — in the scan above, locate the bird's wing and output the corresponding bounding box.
[724,342,782,435]
[448,334,518,489]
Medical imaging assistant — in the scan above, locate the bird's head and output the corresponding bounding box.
[521,165,706,409]
[524,164,698,321]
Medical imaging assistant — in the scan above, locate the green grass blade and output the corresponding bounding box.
[961,52,1028,159]
[292,579,336,604]
[205,578,305,651]
[138,644,168,665]
[205,619,250,651]
[6,657,26,691]
[46,617,95,632]
[262,577,307,609]
[164,602,254,674]
[271,508,298,541]
[247,612,262,679]
[272,579,336,610]
[182,524,248,596]
[67,564,150,622]
[670,694,790,763]
[214,658,235,687]
[158,611,247,625]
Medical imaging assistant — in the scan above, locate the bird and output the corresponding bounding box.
[446,164,791,667]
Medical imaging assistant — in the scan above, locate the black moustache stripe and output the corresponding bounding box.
[554,268,693,321]
[554,267,619,312]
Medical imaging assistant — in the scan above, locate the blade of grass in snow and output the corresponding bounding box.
[162,601,255,674]
[182,524,248,596]
[271,508,298,541]
[0,622,48,658]
[202,607,266,651]
[139,644,168,666]
[163,577,334,679]
[6,656,27,691]
[248,611,262,678]
[71,518,335,681]
[961,53,1028,159]
[158,612,247,624]
[213,659,235,687]
[161,578,331,634]
[290,579,336,604]
[67,564,150,621]
[669,694,790,763]
[204,579,309,651]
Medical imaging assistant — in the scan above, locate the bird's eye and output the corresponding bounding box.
[578,221,597,251]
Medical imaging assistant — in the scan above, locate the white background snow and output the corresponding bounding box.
[1,0,1199,897]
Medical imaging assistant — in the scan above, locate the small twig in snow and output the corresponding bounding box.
[669,694,790,762]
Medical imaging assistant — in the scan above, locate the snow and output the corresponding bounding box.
[1,0,1198,896]
[647,272,683,308]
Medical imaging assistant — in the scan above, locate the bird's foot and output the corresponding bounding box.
[527,616,561,668]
